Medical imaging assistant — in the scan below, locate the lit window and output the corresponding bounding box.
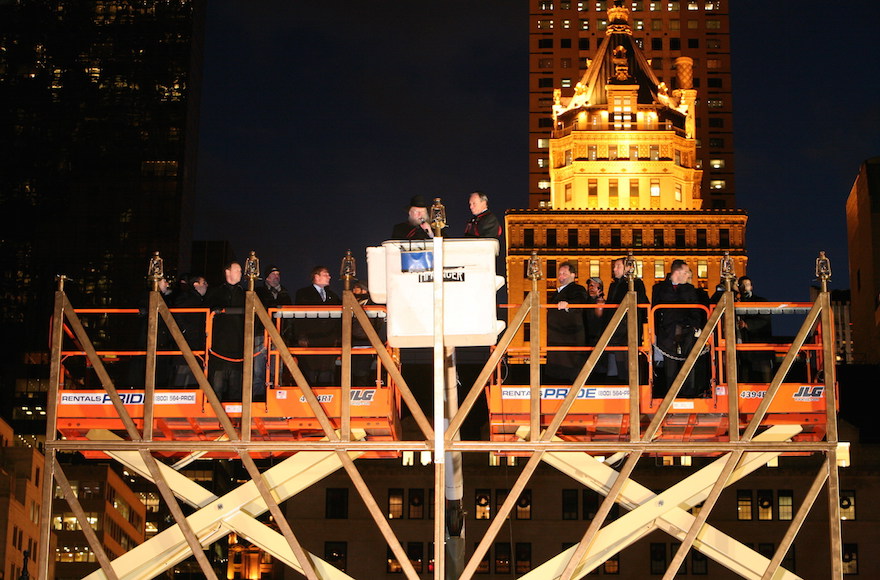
[408,542,424,573]
[388,489,404,519]
[580,19,590,30]
[588,145,597,160]
[564,149,573,165]
[597,19,608,30]
[565,183,573,202]
[706,19,721,28]
[609,145,618,160]
[668,18,680,29]
[537,19,554,29]
[537,138,550,149]
[603,553,620,574]
[757,489,773,520]
[667,1,680,10]
[737,490,753,520]
[386,546,403,573]
[687,1,699,8]
[840,490,856,520]
[561,78,572,88]
[843,544,858,575]
[634,19,644,30]
[707,99,724,109]
[654,261,665,278]
[649,1,660,10]
[697,260,708,279]
[409,489,425,519]
[562,19,571,28]
[650,179,660,196]
[710,158,725,169]
[538,180,551,190]
[609,179,619,204]
[595,1,607,9]
[515,543,532,574]
[495,543,512,574]
[705,0,719,9]
[777,490,793,521]
[649,144,659,160]
[516,490,532,519]
[475,489,491,519]
[710,180,725,190]
[325,542,348,573]
[675,184,682,201]
[577,1,587,10]
[590,260,600,278]
[539,1,554,9]
[537,158,549,168]
[707,58,721,69]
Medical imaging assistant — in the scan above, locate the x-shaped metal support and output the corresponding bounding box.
[519,424,804,580]
[82,430,363,580]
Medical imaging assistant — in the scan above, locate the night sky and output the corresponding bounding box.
[194,1,880,302]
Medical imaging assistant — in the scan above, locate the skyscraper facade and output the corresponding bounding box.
[0,0,204,431]
[529,0,734,210]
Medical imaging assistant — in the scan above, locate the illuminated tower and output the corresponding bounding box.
[529,0,734,209]
[507,1,747,357]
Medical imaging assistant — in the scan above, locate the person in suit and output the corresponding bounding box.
[604,258,650,384]
[463,191,502,239]
[205,261,246,401]
[651,260,709,397]
[253,265,293,394]
[736,276,774,383]
[545,261,589,384]
[294,266,342,385]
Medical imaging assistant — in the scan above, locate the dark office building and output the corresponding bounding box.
[0,0,205,431]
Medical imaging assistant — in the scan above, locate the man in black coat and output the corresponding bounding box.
[294,266,342,386]
[736,276,774,382]
[651,260,709,397]
[545,261,589,384]
[205,262,245,401]
[463,191,502,239]
[170,275,208,387]
[391,195,448,239]
[604,257,650,383]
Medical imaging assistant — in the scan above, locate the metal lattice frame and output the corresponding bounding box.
[38,274,843,579]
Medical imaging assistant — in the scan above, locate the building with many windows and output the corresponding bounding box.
[52,464,146,579]
[530,0,734,209]
[845,157,880,364]
[509,2,746,357]
[281,421,878,578]
[0,418,46,580]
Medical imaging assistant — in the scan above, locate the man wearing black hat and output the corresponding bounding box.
[255,265,293,391]
[391,195,447,239]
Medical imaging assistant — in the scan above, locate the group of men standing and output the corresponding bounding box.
[546,258,773,398]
